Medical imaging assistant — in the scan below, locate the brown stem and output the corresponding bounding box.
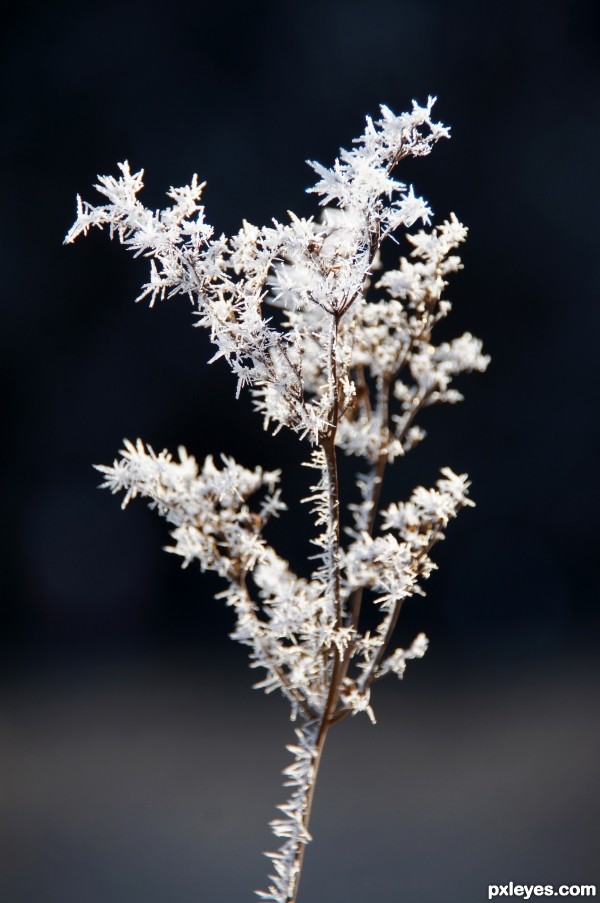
[321,313,346,714]
[285,718,331,903]
[319,314,342,625]
[288,314,344,902]
[285,143,431,897]
[346,452,386,626]
[334,377,391,699]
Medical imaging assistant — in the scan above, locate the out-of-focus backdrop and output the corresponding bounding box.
[2,1,599,901]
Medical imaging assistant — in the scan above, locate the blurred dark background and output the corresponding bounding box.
[1,1,599,901]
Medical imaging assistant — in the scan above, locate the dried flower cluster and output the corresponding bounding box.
[67,97,489,903]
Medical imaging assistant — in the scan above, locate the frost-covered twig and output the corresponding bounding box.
[67,97,489,903]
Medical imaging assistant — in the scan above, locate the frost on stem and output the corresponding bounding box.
[68,97,489,903]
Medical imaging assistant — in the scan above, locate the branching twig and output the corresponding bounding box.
[67,97,488,903]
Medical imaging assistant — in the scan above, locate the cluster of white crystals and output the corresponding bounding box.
[67,97,489,903]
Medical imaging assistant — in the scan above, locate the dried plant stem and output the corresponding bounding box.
[284,313,344,902]
[320,312,344,712]
[67,100,489,903]
[324,353,345,735]
[284,717,330,903]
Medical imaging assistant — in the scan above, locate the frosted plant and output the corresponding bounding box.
[66,97,489,903]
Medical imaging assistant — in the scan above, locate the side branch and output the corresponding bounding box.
[319,313,342,625]
[318,313,347,732]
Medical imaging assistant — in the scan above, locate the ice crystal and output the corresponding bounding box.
[67,98,488,903]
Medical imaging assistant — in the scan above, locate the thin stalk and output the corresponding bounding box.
[333,377,391,704]
[319,313,342,626]
[349,375,391,630]
[288,313,343,903]
[285,718,331,903]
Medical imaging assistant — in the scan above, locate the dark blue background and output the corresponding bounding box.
[1,1,599,900]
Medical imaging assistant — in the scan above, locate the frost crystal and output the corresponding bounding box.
[68,98,488,903]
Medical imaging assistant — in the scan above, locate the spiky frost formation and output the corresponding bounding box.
[68,98,489,903]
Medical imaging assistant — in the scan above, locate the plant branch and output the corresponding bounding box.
[283,717,330,903]
[233,577,318,722]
